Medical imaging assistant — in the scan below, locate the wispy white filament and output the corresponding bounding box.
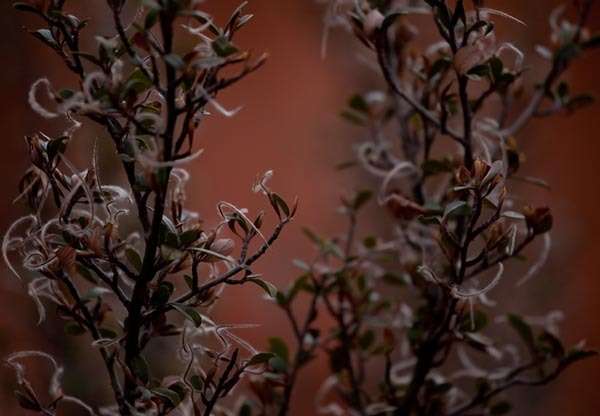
[452,263,504,299]
[378,161,419,205]
[517,233,551,286]
[2,215,38,280]
[199,87,242,117]
[28,78,59,119]
[217,201,269,247]
[479,8,526,26]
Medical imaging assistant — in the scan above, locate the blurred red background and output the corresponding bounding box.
[0,0,598,414]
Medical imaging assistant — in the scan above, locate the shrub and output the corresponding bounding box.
[3,1,599,415]
[267,0,599,415]
[5,1,295,414]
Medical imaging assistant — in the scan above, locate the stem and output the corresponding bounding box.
[123,7,177,405]
[457,74,473,168]
[449,361,569,416]
[60,274,126,413]
[278,273,321,416]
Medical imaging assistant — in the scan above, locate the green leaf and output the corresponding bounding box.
[239,402,253,416]
[429,57,452,78]
[151,282,174,306]
[270,193,290,217]
[287,274,311,300]
[443,200,471,219]
[152,387,182,408]
[99,327,118,339]
[567,94,594,112]
[33,29,57,48]
[57,89,76,100]
[538,331,565,359]
[302,227,322,245]
[460,310,488,333]
[340,110,365,125]
[358,330,376,350]
[184,274,195,291]
[124,68,153,95]
[126,248,143,272]
[46,137,68,161]
[64,321,86,336]
[168,382,188,403]
[348,94,369,113]
[13,2,41,13]
[76,264,97,283]
[171,303,203,327]
[382,272,406,286]
[180,228,201,246]
[352,190,372,211]
[249,278,278,298]
[212,36,238,57]
[247,352,276,366]
[562,349,598,366]
[507,314,534,348]
[489,56,504,82]
[131,355,150,384]
[363,236,377,249]
[14,391,40,411]
[268,355,287,373]
[144,9,159,29]
[555,43,581,62]
[422,158,454,177]
[189,374,203,390]
[268,337,289,363]
[164,53,185,69]
[583,34,600,50]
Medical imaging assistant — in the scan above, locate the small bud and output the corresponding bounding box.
[455,166,472,185]
[498,186,508,203]
[472,159,491,183]
[364,9,385,38]
[523,206,553,234]
[486,221,506,248]
[454,36,494,74]
[56,246,77,275]
[488,174,503,190]
[395,20,418,45]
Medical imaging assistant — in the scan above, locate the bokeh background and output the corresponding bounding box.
[0,0,598,414]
